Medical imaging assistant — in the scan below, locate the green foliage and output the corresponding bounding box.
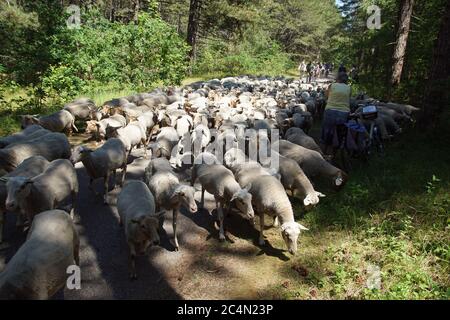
[194,30,293,76]
[334,0,447,102]
[0,0,64,84]
[264,116,450,300]
[42,10,189,98]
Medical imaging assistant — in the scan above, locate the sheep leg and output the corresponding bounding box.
[113,169,117,190]
[0,211,4,243]
[121,163,127,187]
[200,187,205,209]
[216,199,225,241]
[258,213,266,246]
[172,209,179,251]
[89,177,99,196]
[142,138,148,159]
[190,168,197,186]
[70,190,77,220]
[73,232,80,266]
[128,243,137,280]
[103,171,110,205]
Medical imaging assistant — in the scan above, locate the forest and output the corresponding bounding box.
[0,0,448,300]
[0,0,448,129]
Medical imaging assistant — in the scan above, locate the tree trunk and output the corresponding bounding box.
[133,0,140,23]
[187,0,202,67]
[420,0,450,129]
[391,0,414,87]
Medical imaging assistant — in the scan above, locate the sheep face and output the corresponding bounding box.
[172,186,197,213]
[20,115,39,129]
[280,222,309,255]
[131,215,161,250]
[231,187,254,220]
[5,177,32,211]
[303,191,326,208]
[333,171,348,190]
[70,146,91,165]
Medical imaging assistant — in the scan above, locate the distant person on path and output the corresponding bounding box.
[321,71,351,155]
[298,60,307,80]
[325,63,330,78]
[306,62,313,83]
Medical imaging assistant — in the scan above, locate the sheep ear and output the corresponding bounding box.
[230,193,238,202]
[317,192,326,198]
[244,183,252,192]
[297,223,309,231]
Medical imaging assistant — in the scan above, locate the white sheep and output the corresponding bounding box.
[174,115,194,138]
[224,149,308,254]
[274,139,348,189]
[191,124,211,156]
[0,132,71,172]
[0,156,50,243]
[145,158,197,251]
[20,110,78,134]
[85,114,127,141]
[285,127,323,154]
[273,152,325,207]
[70,138,128,204]
[191,160,254,241]
[150,127,179,159]
[0,209,79,299]
[5,159,78,223]
[0,125,48,149]
[117,180,165,280]
[106,121,148,158]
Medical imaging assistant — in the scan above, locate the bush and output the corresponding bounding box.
[42,10,189,98]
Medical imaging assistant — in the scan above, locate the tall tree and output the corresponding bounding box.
[186,0,202,64]
[421,0,450,129]
[391,0,414,86]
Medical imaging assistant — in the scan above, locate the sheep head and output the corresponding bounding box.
[130,214,164,251]
[5,177,33,211]
[333,170,348,190]
[230,184,254,220]
[172,185,197,213]
[280,221,309,255]
[70,146,92,165]
[20,115,39,129]
[303,191,325,208]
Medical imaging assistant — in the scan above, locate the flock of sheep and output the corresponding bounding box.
[0,75,419,299]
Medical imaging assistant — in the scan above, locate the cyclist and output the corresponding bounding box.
[321,71,352,156]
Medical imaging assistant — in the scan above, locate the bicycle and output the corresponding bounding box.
[355,104,385,160]
[332,106,384,172]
